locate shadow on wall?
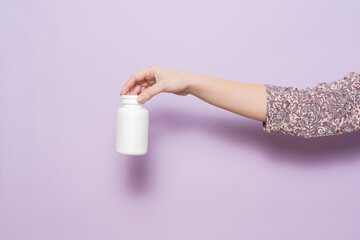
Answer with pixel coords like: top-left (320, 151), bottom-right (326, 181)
top-left (121, 107), bottom-right (360, 195)
top-left (149, 107), bottom-right (360, 164)
top-left (120, 132), bottom-right (158, 197)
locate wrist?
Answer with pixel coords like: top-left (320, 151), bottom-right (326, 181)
top-left (187, 73), bottom-right (204, 96)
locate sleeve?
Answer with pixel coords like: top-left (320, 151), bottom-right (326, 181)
top-left (262, 71), bottom-right (360, 138)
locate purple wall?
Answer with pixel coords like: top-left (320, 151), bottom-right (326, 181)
top-left (1, 0), bottom-right (360, 239)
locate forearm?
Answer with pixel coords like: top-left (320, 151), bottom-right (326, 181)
top-left (188, 73), bottom-right (267, 122)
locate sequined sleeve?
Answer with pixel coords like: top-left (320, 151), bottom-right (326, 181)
top-left (262, 72), bottom-right (360, 138)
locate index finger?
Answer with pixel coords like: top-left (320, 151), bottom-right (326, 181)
top-left (120, 67), bottom-right (155, 95)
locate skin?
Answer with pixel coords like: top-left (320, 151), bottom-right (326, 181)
top-left (120, 65), bottom-right (267, 122)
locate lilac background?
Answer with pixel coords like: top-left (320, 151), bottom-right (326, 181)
top-left (1, 0), bottom-right (360, 239)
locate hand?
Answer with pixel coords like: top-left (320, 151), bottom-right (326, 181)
top-left (120, 65), bottom-right (193, 104)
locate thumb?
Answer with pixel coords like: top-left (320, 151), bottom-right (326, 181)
top-left (137, 82), bottom-right (165, 103)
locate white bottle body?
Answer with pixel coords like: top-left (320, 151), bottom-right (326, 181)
top-left (116, 95), bottom-right (149, 155)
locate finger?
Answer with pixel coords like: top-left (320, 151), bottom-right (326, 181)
top-left (120, 68), bottom-right (155, 95)
top-left (129, 85), bottom-right (136, 95)
top-left (134, 82), bottom-right (150, 95)
top-left (133, 85), bottom-right (142, 95)
top-left (123, 81), bottom-right (146, 95)
top-left (124, 84), bottom-right (134, 95)
top-left (137, 82), bottom-right (165, 103)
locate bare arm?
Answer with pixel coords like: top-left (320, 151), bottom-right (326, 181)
top-left (120, 65), bottom-right (266, 122)
top-left (188, 73), bottom-right (266, 121)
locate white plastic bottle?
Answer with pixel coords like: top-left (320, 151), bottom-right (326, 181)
top-left (116, 95), bottom-right (149, 155)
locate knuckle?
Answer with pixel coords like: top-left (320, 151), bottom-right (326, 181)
top-left (134, 71), bottom-right (141, 78)
top-left (130, 73), bottom-right (137, 81)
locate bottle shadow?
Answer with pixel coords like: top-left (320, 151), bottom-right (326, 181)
top-left (123, 107), bottom-right (360, 195)
top-left (121, 125), bottom-right (158, 197)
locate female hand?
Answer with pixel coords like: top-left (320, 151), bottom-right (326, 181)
top-left (120, 65), bottom-right (194, 104)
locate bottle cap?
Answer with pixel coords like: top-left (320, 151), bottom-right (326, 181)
top-left (122, 95), bottom-right (143, 105)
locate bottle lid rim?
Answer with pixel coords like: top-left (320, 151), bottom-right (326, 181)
top-left (122, 95), bottom-right (139, 99)
top-left (121, 94), bottom-right (144, 105)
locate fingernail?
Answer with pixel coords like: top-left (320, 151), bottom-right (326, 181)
top-left (137, 96), bottom-right (144, 103)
